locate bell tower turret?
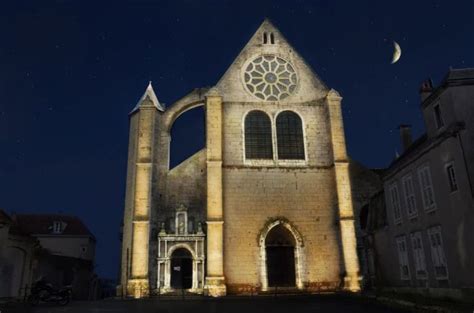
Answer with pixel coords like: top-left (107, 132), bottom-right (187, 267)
top-left (119, 82), bottom-right (163, 298)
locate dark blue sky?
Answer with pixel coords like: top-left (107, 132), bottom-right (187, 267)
top-left (1, 0), bottom-right (473, 279)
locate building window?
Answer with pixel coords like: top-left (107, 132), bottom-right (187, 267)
top-left (245, 110), bottom-right (273, 159)
top-left (402, 174), bottom-right (417, 218)
top-left (389, 183), bottom-right (402, 224)
top-left (427, 226), bottom-right (448, 279)
top-left (263, 32), bottom-right (268, 44)
top-left (446, 163), bottom-right (458, 192)
top-left (418, 165), bottom-right (436, 212)
top-left (410, 232), bottom-right (427, 279)
top-left (434, 103), bottom-right (444, 129)
top-left (270, 33), bottom-right (275, 44)
top-left (276, 111), bottom-right (305, 160)
top-left (396, 236), bottom-right (410, 280)
top-left (52, 221), bottom-right (65, 234)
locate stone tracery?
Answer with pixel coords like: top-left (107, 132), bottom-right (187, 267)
top-left (243, 55), bottom-right (298, 101)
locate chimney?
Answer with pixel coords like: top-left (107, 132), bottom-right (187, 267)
top-left (419, 79), bottom-right (433, 101)
top-left (399, 124), bottom-right (412, 152)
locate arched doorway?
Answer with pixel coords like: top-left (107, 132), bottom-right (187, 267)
top-left (265, 224), bottom-right (296, 287)
top-left (170, 248), bottom-right (193, 289)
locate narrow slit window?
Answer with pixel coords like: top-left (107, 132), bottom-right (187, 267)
top-left (263, 32), bottom-right (268, 44)
top-left (434, 104), bottom-right (444, 129)
top-left (245, 110), bottom-right (273, 159)
top-left (446, 164), bottom-right (458, 192)
top-left (270, 33), bottom-right (275, 44)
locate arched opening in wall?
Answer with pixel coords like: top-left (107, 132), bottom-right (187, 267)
top-left (170, 106), bottom-right (205, 169)
top-left (265, 225), bottom-right (296, 287)
top-left (170, 248), bottom-right (193, 289)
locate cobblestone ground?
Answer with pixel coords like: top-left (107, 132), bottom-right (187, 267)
top-left (1, 294), bottom-right (412, 313)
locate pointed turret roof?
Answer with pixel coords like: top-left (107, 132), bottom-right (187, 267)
top-left (130, 81), bottom-right (165, 114)
top-left (215, 19), bottom-right (328, 103)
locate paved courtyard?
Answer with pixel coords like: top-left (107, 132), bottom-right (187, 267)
top-left (1, 294), bottom-right (412, 313)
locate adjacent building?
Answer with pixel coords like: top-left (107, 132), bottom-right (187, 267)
top-left (0, 211), bottom-right (98, 300)
top-left (0, 210), bottom-right (37, 299)
top-left (362, 68), bottom-right (474, 301)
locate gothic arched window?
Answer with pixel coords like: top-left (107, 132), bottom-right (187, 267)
top-left (245, 110), bottom-right (273, 159)
top-left (276, 111), bottom-right (305, 160)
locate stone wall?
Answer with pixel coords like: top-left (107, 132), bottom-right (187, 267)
top-left (223, 166), bottom-right (343, 290)
top-left (163, 149), bottom-right (207, 231)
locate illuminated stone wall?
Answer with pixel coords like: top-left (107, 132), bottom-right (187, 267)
top-left (118, 20), bottom-right (377, 297)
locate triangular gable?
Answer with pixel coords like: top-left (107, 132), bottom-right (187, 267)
top-left (216, 19), bottom-right (328, 103)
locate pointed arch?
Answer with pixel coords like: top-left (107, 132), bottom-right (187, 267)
top-left (258, 219), bottom-right (303, 248)
top-left (258, 219), bottom-right (304, 291)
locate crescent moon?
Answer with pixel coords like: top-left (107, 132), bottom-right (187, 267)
top-left (391, 41), bottom-right (402, 64)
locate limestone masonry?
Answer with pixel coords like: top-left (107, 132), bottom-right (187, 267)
top-left (117, 19), bottom-right (380, 298)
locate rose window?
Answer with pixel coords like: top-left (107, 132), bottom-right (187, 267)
top-left (243, 55), bottom-right (298, 101)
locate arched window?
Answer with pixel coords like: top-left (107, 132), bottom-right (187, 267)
top-left (245, 110), bottom-right (273, 159)
top-left (270, 33), bottom-right (275, 44)
top-left (263, 32), bottom-right (268, 44)
top-left (276, 111), bottom-right (305, 160)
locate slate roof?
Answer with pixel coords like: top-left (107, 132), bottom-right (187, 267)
top-left (13, 214), bottom-right (95, 240)
top-left (421, 67), bottom-right (474, 108)
top-left (388, 133), bottom-right (428, 169)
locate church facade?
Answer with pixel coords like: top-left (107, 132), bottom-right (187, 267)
top-left (118, 20), bottom-right (376, 298)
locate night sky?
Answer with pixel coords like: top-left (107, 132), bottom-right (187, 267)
top-left (1, 0), bottom-right (473, 280)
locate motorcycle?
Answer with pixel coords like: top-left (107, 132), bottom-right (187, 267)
top-left (27, 278), bottom-right (71, 306)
